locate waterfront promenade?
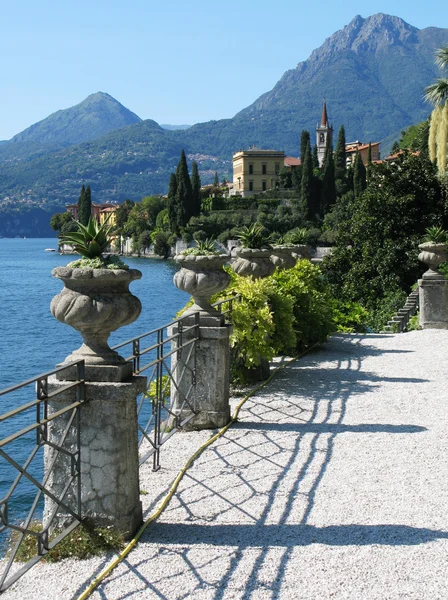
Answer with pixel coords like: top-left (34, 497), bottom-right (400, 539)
top-left (4, 330), bottom-right (448, 599)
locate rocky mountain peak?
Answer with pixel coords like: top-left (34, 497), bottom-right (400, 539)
top-left (302, 13), bottom-right (419, 69)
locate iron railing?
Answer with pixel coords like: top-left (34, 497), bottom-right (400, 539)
top-left (0, 361), bottom-right (85, 593)
top-left (112, 294), bottom-right (239, 471)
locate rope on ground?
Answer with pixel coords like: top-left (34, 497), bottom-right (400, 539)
top-left (76, 344), bottom-right (318, 600)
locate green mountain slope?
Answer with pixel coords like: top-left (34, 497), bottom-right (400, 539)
top-left (10, 92), bottom-right (142, 146)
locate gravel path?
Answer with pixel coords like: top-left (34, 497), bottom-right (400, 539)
top-left (3, 331), bottom-right (448, 599)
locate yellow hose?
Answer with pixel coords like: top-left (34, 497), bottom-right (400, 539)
top-left (76, 345), bottom-right (317, 600)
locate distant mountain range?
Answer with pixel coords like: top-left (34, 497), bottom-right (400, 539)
top-left (1, 13), bottom-right (447, 237)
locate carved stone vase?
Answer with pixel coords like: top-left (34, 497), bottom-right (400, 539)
top-left (231, 248), bottom-right (275, 279)
top-left (173, 254), bottom-right (230, 319)
top-left (51, 267), bottom-right (142, 376)
top-left (270, 245), bottom-right (297, 270)
top-left (418, 242), bottom-right (447, 279)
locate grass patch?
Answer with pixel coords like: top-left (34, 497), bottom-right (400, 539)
top-left (9, 520), bottom-right (125, 563)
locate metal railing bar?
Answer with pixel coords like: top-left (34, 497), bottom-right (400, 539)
top-left (0, 519), bottom-right (81, 593)
top-left (0, 401), bottom-right (82, 448)
top-left (0, 362), bottom-right (84, 398)
top-left (0, 450), bottom-right (81, 521)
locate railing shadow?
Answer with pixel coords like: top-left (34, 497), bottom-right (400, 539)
top-left (93, 333), bottom-right (431, 599)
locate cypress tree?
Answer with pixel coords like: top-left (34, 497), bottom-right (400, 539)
top-left (213, 171), bottom-right (219, 187)
top-left (353, 151), bottom-right (367, 198)
top-left (176, 150), bottom-right (193, 223)
top-left (334, 125), bottom-right (347, 180)
top-left (300, 142), bottom-right (312, 219)
top-left (77, 184), bottom-right (92, 225)
top-left (312, 145), bottom-right (319, 169)
top-left (191, 161), bottom-right (202, 217)
top-left (77, 184), bottom-right (85, 223)
top-left (321, 150), bottom-right (336, 214)
top-left (167, 173), bottom-right (178, 232)
top-left (300, 130), bottom-right (311, 164)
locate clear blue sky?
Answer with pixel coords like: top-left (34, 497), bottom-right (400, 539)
top-left (1, 0), bottom-right (447, 140)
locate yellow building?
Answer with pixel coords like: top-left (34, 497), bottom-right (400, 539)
top-left (232, 147), bottom-right (285, 196)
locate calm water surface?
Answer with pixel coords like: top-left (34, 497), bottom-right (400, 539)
top-left (0, 238), bottom-right (186, 531)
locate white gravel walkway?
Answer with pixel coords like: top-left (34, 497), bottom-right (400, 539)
top-left (3, 331), bottom-right (448, 599)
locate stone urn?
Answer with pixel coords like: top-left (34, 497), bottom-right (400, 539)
top-left (270, 245), bottom-right (297, 270)
top-left (173, 254), bottom-right (230, 318)
top-left (51, 267), bottom-right (142, 376)
top-left (418, 242), bottom-right (447, 279)
top-left (231, 248), bottom-right (275, 279)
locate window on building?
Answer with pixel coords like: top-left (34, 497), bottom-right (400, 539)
top-left (249, 164), bottom-right (253, 175)
top-left (275, 163), bottom-right (280, 175)
top-left (262, 163), bottom-right (267, 175)
top-left (262, 181), bottom-right (267, 192)
top-left (249, 181), bottom-right (253, 191)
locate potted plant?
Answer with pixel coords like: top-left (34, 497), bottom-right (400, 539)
top-left (281, 227), bottom-right (312, 261)
top-left (418, 226), bottom-right (447, 278)
top-left (51, 217), bottom-right (142, 375)
top-left (173, 238), bottom-right (230, 319)
top-left (231, 224), bottom-right (275, 278)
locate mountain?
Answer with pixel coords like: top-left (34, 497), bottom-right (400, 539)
top-left (175, 14), bottom-right (448, 157)
top-left (10, 92), bottom-right (142, 146)
top-left (1, 13), bottom-right (448, 228)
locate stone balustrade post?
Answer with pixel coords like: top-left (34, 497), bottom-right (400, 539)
top-left (419, 274), bottom-right (448, 329)
top-left (168, 315), bottom-right (232, 430)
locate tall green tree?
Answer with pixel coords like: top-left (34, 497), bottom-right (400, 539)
top-left (191, 161), bottom-right (202, 217)
top-left (77, 185), bottom-right (87, 225)
top-left (353, 151), bottom-right (367, 198)
top-left (213, 171), bottom-right (219, 187)
top-left (300, 130), bottom-right (311, 164)
top-left (176, 150), bottom-right (193, 225)
top-left (300, 142), bottom-right (312, 219)
top-left (167, 172), bottom-right (178, 233)
top-left (312, 145), bottom-right (319, 170)
top-left (321, 150), bottom-right (336, 214)
top-left (334, 125), bottom-right (347, 180)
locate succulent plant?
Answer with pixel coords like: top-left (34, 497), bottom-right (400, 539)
top-left (182, 237), bottom-right (221, 256)
top-left (235, 224), bottom-right (271, 249)
top-left (282, 227), bottom-right (309, 245)
top-left (423, 226), bottom-right (447, 244)
top-left (59, 216), bottom-right (113, 259)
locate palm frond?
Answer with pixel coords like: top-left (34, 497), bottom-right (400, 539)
top-left (424, 79), bottom-right (448, 106)
top-left (435, 46), bottom-right (448, 69)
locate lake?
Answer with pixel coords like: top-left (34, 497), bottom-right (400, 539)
top-left (0, 238), bottom-right (187, 535)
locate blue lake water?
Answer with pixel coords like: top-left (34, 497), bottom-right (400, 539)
top-left (0, 238), bottom-right (187, 536)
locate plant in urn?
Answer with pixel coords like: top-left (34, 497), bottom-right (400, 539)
top-left (418, 226), bottom-right (447, 279)
top-left (231, 224), bottom-right (275, 279)
top-left (173, 238), bottom-right (230, 324)
top-left (51, 217), bottom-right (142, 380)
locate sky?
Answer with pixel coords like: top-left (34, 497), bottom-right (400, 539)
top-left (1, 0), bottom-right (447, 140)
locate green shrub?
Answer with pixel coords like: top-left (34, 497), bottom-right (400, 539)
top-left (272, 260), bottom-right (335, 351)
top-left (330, 299), bottom-right (369, 333)
top-left (367, 288), bottom-right (407, 332)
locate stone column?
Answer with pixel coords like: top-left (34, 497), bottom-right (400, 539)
top-left (419, 274), bottom-right (448, 329)
top-left (44, 368), bottom-right (146, 538)
top-left (169, 316), bottom-right (232, 430)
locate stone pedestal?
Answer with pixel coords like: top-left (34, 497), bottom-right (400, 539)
top-left (419, 275), bottom-right (448, 329)
top-left (169, 319), bottom-right (232, 430)
top-left (44, 371), bottom-right (146, 538)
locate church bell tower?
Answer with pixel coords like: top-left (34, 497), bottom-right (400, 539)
top-left (316, 101), bottom-right (333, 167)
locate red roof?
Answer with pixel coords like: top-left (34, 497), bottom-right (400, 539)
top-left (284, 156), bottom-right (301, 167)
